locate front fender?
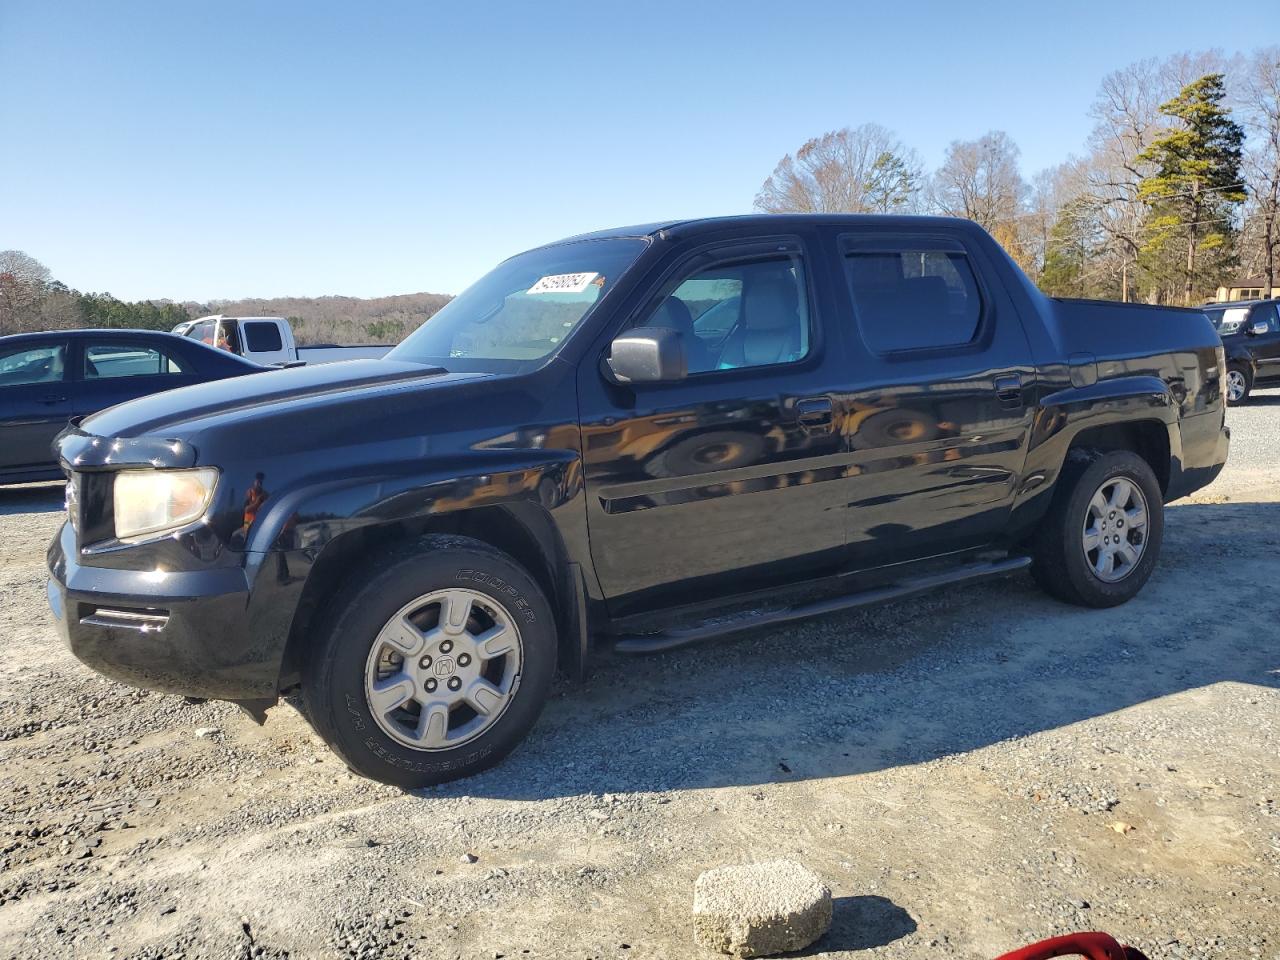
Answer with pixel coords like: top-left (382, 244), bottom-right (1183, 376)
top-left (1223, 341), bottom-right (1256, 371)
top-left (239, 449), bottom-right (585, 691)
top-left (244, 448), bottom-right (580, 557)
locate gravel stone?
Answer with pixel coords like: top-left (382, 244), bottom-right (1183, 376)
top-left (693, 860), bottom-right (832, 957)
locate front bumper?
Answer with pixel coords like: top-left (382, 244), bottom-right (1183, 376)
top-left (47, 521), bottom-right (280, 700)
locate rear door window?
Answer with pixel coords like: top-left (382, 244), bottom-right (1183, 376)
top-left (83, 343), bottom-right (186, 378)
top-left (843, 248), bottom-right (983, 353)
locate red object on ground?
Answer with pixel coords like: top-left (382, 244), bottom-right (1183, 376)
top-left (994, 932), bottom-right (1151, 960)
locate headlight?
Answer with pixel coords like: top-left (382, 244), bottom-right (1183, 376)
top-left (113, 468), bottom-right (219, 541)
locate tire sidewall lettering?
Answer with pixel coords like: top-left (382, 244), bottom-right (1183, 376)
top-left (455, 568), bottom-right (536, 623)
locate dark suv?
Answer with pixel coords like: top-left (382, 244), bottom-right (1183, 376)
top-left (48, 215), bottom-right (1229, 787)
top-left (1203, 298), bottom-right (1280, 404)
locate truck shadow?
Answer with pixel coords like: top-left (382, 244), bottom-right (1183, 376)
top-left (0, 483), bottom-right (64, 517)
top-left (446, 499), bottom-right (1280, 801)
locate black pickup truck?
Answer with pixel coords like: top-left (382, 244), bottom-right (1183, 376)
top-left (47, 215), bottom-right (1229, 787)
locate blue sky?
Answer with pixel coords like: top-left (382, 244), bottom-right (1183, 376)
top-left (0, 0), bottom-right (1272, 301)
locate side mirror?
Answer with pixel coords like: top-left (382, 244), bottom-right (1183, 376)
top-left (607, 327), bottom-right (688, 384)
top-left (1249, 319), bottom-right (1270, 336)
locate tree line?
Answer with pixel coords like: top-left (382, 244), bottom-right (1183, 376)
top-left (756, 47), bottom-right (1279, 306)
top-left (0, 249), bottom-right (451, 344)
top-left (0, 250), bottom-right (195, 338)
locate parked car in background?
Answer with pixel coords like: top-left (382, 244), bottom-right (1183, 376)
top-left (49, 215), bottom-right (1228, 787)
top-left (1203, 298), bottom-right (1280, 404)
top-left (171, 315), bottom-right (392, 366)
top-left (0, 329), bottom-right (263, 485)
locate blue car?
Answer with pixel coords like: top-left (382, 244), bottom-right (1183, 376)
top-left (0, 328), bottom-right (263, 485)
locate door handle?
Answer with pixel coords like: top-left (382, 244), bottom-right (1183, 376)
top-left (994, 375), bottom-right (1023, 409)
top-left (39, 394), bottom-right (68, 405)
top-left (796, 396), bottom-right (834, 433)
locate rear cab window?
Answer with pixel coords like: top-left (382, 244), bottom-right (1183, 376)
top-left (244, 321), bottom-right (284, 353)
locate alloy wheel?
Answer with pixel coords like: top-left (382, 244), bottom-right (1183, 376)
top-left (1226, 369), bottom-right (1247, 403)
top-left (363, 589), bottom-right (523, 751)
top-left (1081, 477), bottom-right (1149, 583)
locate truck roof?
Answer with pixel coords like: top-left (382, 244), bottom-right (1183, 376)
top-left (0, 328), bottom-right (196, 344)
top-left (1204, 299), bottom-right (1274, 310)
top-left (193, 315), bottom-right (288, 322)
top-left (551, 213), bottom-right (977, 246)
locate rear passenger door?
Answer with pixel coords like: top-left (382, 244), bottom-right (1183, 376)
top-left (830, 229), bottom-right (1036, 569)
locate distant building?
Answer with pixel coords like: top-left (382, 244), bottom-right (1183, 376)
top-left (1214, 275), bottom-right (1280, 302)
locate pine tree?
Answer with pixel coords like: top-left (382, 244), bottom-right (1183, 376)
top-left (1137, 74), bottom-right (1245, 305)
top-left (864, 151), bottom-right (918, 212)
top-left (1041, 197), bottom-right (1097, 298)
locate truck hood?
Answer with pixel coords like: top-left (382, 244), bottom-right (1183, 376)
top-left (82, 359), bottom-right (484, 439)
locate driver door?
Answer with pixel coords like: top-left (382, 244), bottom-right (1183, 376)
top-left (576, 233), bottom-right (851, 617)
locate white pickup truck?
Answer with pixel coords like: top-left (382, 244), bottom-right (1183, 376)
top-left (171, 315), bottom-right (392, 366)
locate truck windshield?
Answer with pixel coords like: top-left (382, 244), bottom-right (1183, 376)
top-left (388, 238), bottom-right (647, 372)
top-left (1206, 306), bottom-right (1248, 334)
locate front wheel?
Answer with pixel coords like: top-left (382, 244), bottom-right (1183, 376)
top-left (1225, 364), bottom-right (1252, 405)
top-left (302, 535), bottom-right (557, 788)
top-left (1031, 450), bottom-right (1165, 608)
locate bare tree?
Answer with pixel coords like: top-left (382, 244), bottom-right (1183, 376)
top-left (755, 124), bottom-right (922, 214)
top-left (0, 250), bottom-right (53, 335)
top-left (1084, 59), bottom-right (1164, 301)
top-left (1236, 47), bottom-right (1280, 292)
top-left (1024, 160), bottom-right (1090, 283)
top-left (930, 131), bottom-right (1027, 230)
top-left (1082, 52), bottom-right (1227, 302)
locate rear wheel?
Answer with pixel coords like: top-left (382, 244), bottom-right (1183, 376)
top-left (1226, 364), bottom-right (1252, 405)
top-left (302, 535), bottom-right (557, 788)
top-left (1031, 450), bottom-right (1164, 608)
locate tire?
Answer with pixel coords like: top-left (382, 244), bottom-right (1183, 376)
top-left (1031, 450), bottom-right (1164, 608)
top-left (302, 534), bottom-right (557, 788)
top-left (1226, 363), bottom-right (1252, 405)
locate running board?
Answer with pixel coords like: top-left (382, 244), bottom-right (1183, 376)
top-left (612, 556), bottom-right (1032, 655)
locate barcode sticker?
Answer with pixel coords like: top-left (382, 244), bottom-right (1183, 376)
top-left (527, 272), bottom-right (598, 295)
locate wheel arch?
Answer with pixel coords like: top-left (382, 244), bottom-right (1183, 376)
top-left (1065, 420), bottom-right (1172, 495)
top-left (274, 504), bottom-right (578, 693)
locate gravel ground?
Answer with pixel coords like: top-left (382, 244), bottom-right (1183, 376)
top-left (1, 392), bottom-right (1277, 960)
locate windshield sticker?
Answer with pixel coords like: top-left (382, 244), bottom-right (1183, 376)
top-left (527, 272), bottom-right (599, 295)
